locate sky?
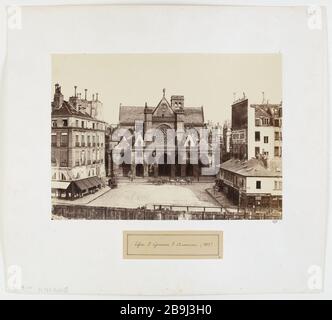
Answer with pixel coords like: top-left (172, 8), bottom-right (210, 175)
top-left (52, 54), bottom-right (282, 125)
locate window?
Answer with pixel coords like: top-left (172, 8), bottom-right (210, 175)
top-left (60, 150), bottom-right (67, 167)
top-left (92, 136), bottom-right (95, 146)
top-left (62, 119), bottom-right (68, 127)
top-left (87, 136), bottom-right (91, 146)
top-left (264, 136), bottom-right (268, 143)
top-left (263, 118), bottom-right (269, 125)
top-left (81, 121), bottom-right (84, 128)
top-left (81, 135), bottom-right (85, 147)
top-left (51, 150), bottom-right (56, 166)
top-left (255, 118), bottom-right (261, 126)
top-left (76, 120), bottom-right (79, 127)
top-left (274, 119), bottom-right (280, 127)
top-left (81, 150), bottom-right (85, 165)
top-left (75, 135), bottom-right (79, 147)
top-left (255, 131), bottom-right (260, 142)
top-left (61, 173), bottom-right (67, 181)
top-left (52, 120), bottom-right (57, 127)
top-left (60, 134), bottom-right (68, 147)
top-left (87, 150), bottom-right (91, 165)
top-left (274, 181), bottom-right (282, 190)
top-left (75, 150), bottom-right (80, 166)
top-left (51, 134), bottom-right (57, 147)
top-left (93, 123), bottom-right (95, 129)
top-left (275, 132), bottom-right (280, 141)
top-left (256, 181), bottom-right (261, 189)
top-left (255, 147), bottom-right (260, 156)
top-left (274, 146), bottom-right (280, 157)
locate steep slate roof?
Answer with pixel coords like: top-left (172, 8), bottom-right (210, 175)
top-left (184, 107), bottom-right (204, 124)
top-left (119, 106), bottom-right (146, 124)
top-left (119, 105), bottom-right (204, 125)
top-left (220, 158), bottom-right (282, 177)
top-left (52, 101), bottom-right (93, 119)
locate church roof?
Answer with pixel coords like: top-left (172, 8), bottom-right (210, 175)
top-left (119, 105), bottom-right (204, 125)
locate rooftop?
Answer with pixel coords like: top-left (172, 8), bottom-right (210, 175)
top-left (220, 158), bottom-right (282, 177)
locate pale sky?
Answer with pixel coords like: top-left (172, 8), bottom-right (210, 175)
top-left (52, 54), bottom-right (282, 125)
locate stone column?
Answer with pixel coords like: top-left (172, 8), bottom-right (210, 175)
top-left (144, 164), bottom-right (149, 177)
top-left (131, 163), bottom-right (136, 177)
top-left (181, 164), bottom-right (186, 177)
top-left (171, 164), bottom-right (176, 178)
top-left (154, 164), bottom-right (159, 178)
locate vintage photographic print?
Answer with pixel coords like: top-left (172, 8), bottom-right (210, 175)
top-left (51, 54), bottom-right (282, 220)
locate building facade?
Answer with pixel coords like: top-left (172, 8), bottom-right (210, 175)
top-left (217, 94), bottom-right (283, 210)
top-left (51, 84), bottom-right (106, 199)
top-left (109, 89), bottom-right (217, 179)
top-left (218, 158), bottom-right (282, 209)
top-left (231, 97), bottom-right (282, 160)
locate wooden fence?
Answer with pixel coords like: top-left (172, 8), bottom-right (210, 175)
top-left (52, 204), bottom-right (282, 220)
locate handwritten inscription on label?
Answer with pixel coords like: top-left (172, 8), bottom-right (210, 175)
top-left (123, 231), bottom-right (223, 259)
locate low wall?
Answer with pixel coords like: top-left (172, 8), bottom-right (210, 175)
top-left (52, 204), bottom-right (282, 220)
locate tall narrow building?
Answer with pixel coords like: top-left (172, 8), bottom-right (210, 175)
top-left (51, 84), bottom-right (106, 199)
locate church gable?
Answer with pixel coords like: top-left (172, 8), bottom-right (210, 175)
top-left (152, 89), bottom-right (175, 119)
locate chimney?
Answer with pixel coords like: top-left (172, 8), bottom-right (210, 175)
top-left (52, 83), bottom-right (63, 110)
top-left (96, 93), bottom-right (99, 101)
top-left (92, 94), bottom-right (95, 101)
top-left (84, 89), bottom-right (87, 100)
top-left (74, 85), bottom-right (77, 97)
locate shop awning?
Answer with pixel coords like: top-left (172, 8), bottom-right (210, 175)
top-left (71, 177), bottom-right (103, 191)
top-left (51, 181), bottom-right (71, 190)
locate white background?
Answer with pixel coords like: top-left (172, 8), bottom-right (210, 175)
top-left (0, 0), bottom-right (331, 299)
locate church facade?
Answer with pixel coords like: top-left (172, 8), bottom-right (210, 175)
top-left (108, 89), bottom-right (218, 179)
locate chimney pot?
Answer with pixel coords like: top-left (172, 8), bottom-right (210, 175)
top-left (96, 93), bottom-right (99, 101)
top-left (74, 86), bottom-right (77, 97)
top-left (84, 89), bottom-right (87, 100)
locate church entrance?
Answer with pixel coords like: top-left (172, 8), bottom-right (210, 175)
top-left (186, 164), bottom-right (194, 176)
top-left (158, 164), bottom-right (171, 176)
top-left (136, 164), bottom-right (144, 177)
top-left (158, 153), bottom-right (171, 176)
top-left (122, 164), bottom-right (131, 177)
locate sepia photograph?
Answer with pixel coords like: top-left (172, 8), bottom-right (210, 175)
top-left (51, 54), bottom-right (282, 220)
